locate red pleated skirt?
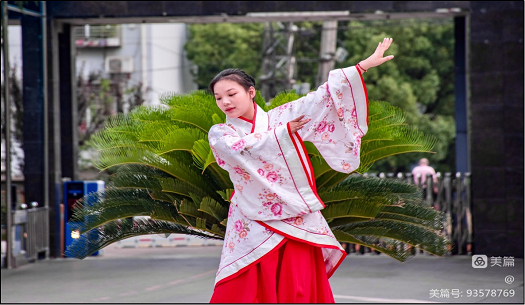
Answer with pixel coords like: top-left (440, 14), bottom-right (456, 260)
top-left (210, 238), bottom-right (335, 303)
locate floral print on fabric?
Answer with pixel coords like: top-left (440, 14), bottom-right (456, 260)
top-left (266, 68), bottom-right (367, 174)
top-left (209, 66), bottom-right (368, 286)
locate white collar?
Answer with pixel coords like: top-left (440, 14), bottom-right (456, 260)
top-left (225, 103), bottom-right (268, 136)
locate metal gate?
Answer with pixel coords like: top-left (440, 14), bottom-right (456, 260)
top-left (26, 207), bottom-right (50, 261)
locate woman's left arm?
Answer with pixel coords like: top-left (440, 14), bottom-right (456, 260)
top-left (356, 37), bottom-right (394, 72)
top-left (268, 38), bottom-right (395, 174)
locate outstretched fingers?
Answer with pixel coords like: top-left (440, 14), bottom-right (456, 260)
top-left (289, 115), bottom-right (311, 133)
top-left (376, 38), bottom-right (394, 63)
top-left (376, 38), bottom-right (393, 53)
top-left (361, 38), bottom-right (394, 70)
top-left (290, 115), bottom-right (306, 122)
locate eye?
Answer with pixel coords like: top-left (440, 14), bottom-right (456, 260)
top-left (229, 93), bottom-right (236, 97)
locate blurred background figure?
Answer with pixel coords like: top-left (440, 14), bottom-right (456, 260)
top-left (412, 158), bottom-right (438, 195)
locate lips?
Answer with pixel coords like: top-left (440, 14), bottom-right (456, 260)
top-left (225, 107), bottom-right (235, 112)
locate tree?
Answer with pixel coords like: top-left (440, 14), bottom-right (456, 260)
top-left (336, 18), bottom-right (456, 172)
top-left (76, 65), bottom-right (148, 147)
top-left (66, 90), bottom-right (450, 262)
top-left (1, 64), bottom-right (24, 175)
top-left (184, 23), bottom-right (264, 90)
top-left (184, 21), bottom-right (323, 93)
top-left (76, 65), bottom-right (148, 172)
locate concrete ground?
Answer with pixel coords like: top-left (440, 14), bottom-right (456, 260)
top-left (1, 242), bottom-right (523, 303)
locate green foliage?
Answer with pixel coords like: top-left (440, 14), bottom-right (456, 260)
top-left (184, 19), bottom-right (456, 172)
top-left (358, 101), bottom-right (438, 173)
top-left (66, 217), bottom-right (220, 259)
top-left (337, 18), bottom-right (456, 172)
top-left (1, 65), bottom-right (24, 174)
top-left (76, 64), bottom-right (149, 174)
top-left (66, 90), bottom-right (450, 262)
top-left (184, 23), bottom-right (264, 90)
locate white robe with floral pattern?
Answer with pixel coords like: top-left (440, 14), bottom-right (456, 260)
top-left (208, 66), bottom-right (369, 286)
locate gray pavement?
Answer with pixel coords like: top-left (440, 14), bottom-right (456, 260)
top-left (1, 243), bottom-right (524, 303)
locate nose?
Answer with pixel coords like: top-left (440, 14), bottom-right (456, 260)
top-left (221, 98), bottom-right (231, 106)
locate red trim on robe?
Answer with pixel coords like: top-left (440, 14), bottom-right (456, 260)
top-left (287, 124), bottom-right (313, 188)
top-left (210, 238), bottom-right (335, 303)
top-left (256, 220), bottom-right (347, 279)
top-left (297, 135), bottom-right (318, 190)
top-left (238, 116), bottom-right (252, 123)
top-left (275, 125), bottom-right (313, 213)
top-left (214, 237), bottom-right (288, 288)
top-left (238, 102), bottom-right (258, 133)
top-left (294, 132), bottom-right (325, 208)
top-left (352, 66), bottom-right (369, 126)
top-left (340, 68), bottom-right (365, 136)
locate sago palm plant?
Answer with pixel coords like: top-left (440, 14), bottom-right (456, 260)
top-left (66, 90), bottom-right (450, 262)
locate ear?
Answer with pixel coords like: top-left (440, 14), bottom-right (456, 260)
top-left (249, 86), bottom-right (256, 99)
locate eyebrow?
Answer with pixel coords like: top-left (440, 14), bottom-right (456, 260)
top-left (215, 88), bottom-right (237, 95)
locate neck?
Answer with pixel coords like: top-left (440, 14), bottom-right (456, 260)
top-left (241, 102), bottom-right (255, 121)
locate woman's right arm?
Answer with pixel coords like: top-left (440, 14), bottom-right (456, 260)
top-left (209, 123), bottom-right (326, 221)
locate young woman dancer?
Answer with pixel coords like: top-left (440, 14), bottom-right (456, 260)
top-left (208, 38), bottom-right (394, 303)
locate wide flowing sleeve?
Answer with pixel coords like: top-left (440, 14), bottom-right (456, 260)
top-left (209, 123), bottom-right (326, 221)
top-left (268, 66), bottom-right (368, 173)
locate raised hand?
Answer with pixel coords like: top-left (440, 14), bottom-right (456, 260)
top-left (359, 38), bottom-right (394, 71)
top-left (288, 115), bottom-right (311, 133)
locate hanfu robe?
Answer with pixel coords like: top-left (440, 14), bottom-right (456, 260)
top-left (208, 66), bottom-right (368, 302)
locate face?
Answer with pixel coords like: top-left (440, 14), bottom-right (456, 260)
top-left (213, 79), bottom-right (255, 120)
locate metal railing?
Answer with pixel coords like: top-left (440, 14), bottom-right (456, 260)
top-left (73, 25), bottom-right (121, 47)
top-left (346, 172), bottom-right (472, 256)
top-left (4, 205), bottom-right (49, 268)
top-left (403, 172), bottom-right (472, 255)
top-left (26, 207), bottom-right (49, 261)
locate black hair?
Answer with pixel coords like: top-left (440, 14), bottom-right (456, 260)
top-left (208, 68), bottom-right (256, 96)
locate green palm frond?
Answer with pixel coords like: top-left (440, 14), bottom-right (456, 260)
top-left (254, 91), bottom-right (269, 111)
top-left (320, 175), bottom-right (421, 222)
top-left (140, 125), bottom-right (208, 155)
top-left (198, 197), bottom-right (229, 223)
top-left (160, 91), bottom-right (225, 132)
top-left (192, 139), bottom-right (216, 171)
top-left (179, 198), bottom-right (218, 225)
top-left (357, 128), bottom-right (438, 173)
top-left (267, 91), bottom-right (303, 110)
top-left (88, 115), bottom-right (143, 150)
top-left (88, 129), bottom-right (150, 152)
top-left (334, 219), bottom-right (449, 260)
top-left (107, 164), bottom-right (210, 202)
top-left (65, 217), bottom-right (221, 259)
top-left (315, 171), bottom-right (351, 190)
top-left (95, 148), bottom-right (214, 192)
top-left (333, 231), bottom-right (414, 261)
top-left (69, 188), bottom-right (183, 233)
top-left (356, 101), bottom-right (438, 173)
top-left (335, 174), bottom-right (422, 204)
top-left (69, 89), bottom-right (447, 261)
top-left (366, 101), bottom-right (407, 130)
top-left (109, 164), bottom-right (173, 184)
top-left (217, 189), bottom-right (235, 202)
top-left (157, 177), bottom-right (209, 201)
top-left (328, 175), bottom-right (450, 261)
top-left (128, 104), bottom-right (173, 123)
